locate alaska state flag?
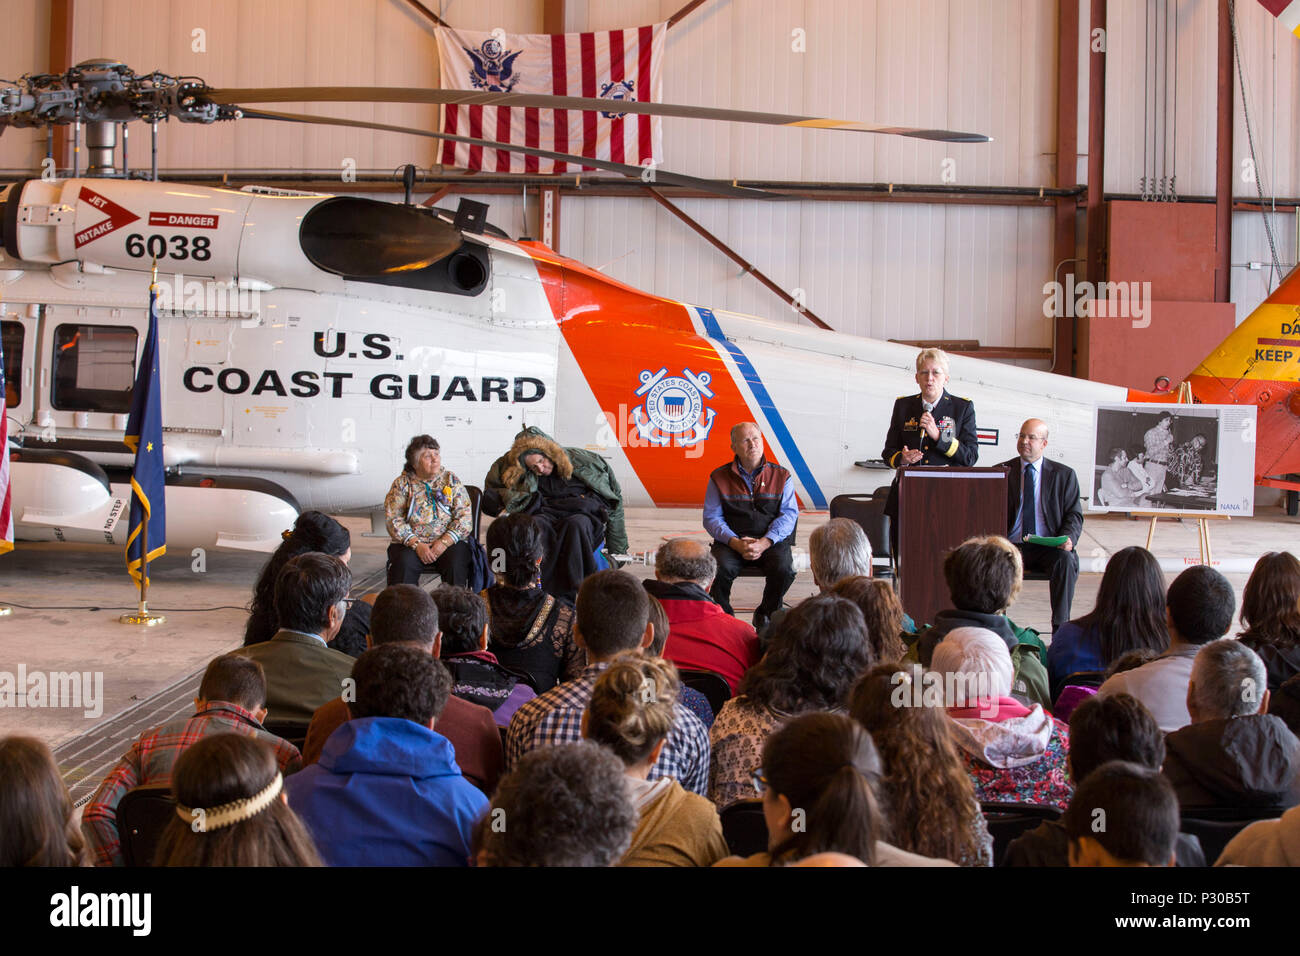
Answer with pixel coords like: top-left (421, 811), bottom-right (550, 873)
top-left (124, 283), bottom-right (166, 585)
top-left (0, 332), bottom-right (12, 556)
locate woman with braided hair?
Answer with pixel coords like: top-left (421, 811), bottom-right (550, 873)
top-left (583, 653), bottom-right (728, 867)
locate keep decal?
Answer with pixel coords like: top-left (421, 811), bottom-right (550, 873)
top-left (181, 330), bottom-right (545, 402)
top-left (632, 367), bottom-right (716, 447)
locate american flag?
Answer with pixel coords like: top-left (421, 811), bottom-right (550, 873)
top-left (0, 331), bottom-right (11, 555)
top-left (435, 24), bottom-right (665, 174)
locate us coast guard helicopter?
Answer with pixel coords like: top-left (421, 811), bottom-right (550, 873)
top-left (0, 62), bottom-right (1290, 554)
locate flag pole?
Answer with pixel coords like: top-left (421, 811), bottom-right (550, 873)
top-left (121, 259), bottom-right (165, 626)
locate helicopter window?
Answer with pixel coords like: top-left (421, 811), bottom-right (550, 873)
top-left (2, 321), bottom-right (21, 408)
top-left (51, 324), bottom-right (138, 414)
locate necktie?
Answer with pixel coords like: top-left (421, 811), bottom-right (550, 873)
top-left (1022, 463), bottom-right (1037, 537)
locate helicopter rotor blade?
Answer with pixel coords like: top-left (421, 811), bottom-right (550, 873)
top-left (239, 108), bottom-right (789, 201)
top-left (211, 86), bottom-right (992, 144)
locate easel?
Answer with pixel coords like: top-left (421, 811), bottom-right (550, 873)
top-left (1133, 512), bottom-right (1229, 565)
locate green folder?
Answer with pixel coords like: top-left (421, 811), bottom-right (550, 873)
top-left (1024, 534), bottom-right (1069, 547)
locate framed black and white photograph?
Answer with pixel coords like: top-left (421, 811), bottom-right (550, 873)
top-left (1090, 404), bottom-right (1256, 516)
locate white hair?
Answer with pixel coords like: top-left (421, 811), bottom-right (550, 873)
top-left (809, 518), bottom-right (873, 587)
top-left (930, 627), bottom-right (1014, 705)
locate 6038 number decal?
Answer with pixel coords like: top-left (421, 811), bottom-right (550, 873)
top-left (125, 233), bottom-right (212, 261)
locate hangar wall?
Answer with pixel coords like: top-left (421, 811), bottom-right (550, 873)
top-left (1, 0), bottom-right (1298, 355)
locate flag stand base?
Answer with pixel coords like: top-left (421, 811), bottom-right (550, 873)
top-left (0, 606), bottom-right (11, 617)
top-left (120, 608), bottom-right (165, 626)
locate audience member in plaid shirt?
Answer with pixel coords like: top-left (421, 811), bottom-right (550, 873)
top-left (82, 655), bottom-right (301, 867)
top-left (506, 571), bottom-right (710, 795)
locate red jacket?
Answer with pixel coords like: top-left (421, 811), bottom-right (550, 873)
top-left (645, 580), bottom-right (760, 693)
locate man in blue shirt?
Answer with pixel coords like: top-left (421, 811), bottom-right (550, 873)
top-left (703, 422), bottom-right (799, 631)
top-left (1002, 418), bottom-right (1083, 633)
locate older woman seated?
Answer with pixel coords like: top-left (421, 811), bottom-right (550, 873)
top-left (929, 626), bottom-right (1073, 811)
top-left (385, 434), bottom-right (477, 588)
top-left (484, 426), bottom-right (627, 600)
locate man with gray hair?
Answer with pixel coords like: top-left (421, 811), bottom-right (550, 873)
top-left (809, 517), bottom-right (873, 589)
top-left (643, 537), bottom-right (760, 693)
top-left (1162, 639), bottom-right (1300, 810)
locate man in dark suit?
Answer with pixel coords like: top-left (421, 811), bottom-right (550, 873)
top-left (881, 348), bottom-right (980, 550)
top-left (238, 551), bottom-right (357, 724)
top-left (1003, 418), bottom-right (1083, 633)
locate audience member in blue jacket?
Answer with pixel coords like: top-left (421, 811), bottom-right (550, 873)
top-left (1047, 546), bottom-right (1169, 700)
top-left (286, 644), bottom-right (488, 866)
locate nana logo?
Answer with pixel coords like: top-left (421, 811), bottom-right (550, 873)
top-left (599, 79), bottom-right (636, 118)
top-left (631, 367), bottom-right (717, 448)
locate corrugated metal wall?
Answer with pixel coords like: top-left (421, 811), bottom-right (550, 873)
top-left (4, 0), bottom-right (1298, 348)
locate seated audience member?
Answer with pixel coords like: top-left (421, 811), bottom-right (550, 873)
top-left (710, 594), bottom-right (872, 809)
top-left (1216, 804), bottom-right (1300, 866)
top-left (829, 575), bottom-right (908, 664)
top-left (1163, 640), bottom-right (1300, 810)
top-left (1004, 694), bottom-right (1205, 867)
top-left (1272, 673), bottom-right (1300, 738)
top-left (850, 664), bottom-right (993, 866)
top-left (236, 552), bottom-right (357, 724)
top-left (759, 518), bottom-right (875, 644)
top-left (907, 536), bottom-right (1050, 710)
top-left (1237, 551), bottom-right (1300, 692)
top-left (155, 734), bottom-right (322, 867)
top-left (506, 570), bottom-right (710, 794)
top-left (431, 586), bottom-right (535, 726)
top-left (482, 512), bottom-right (583, 692)
top-left (477, 741), bottom-right (639, 867)
top-left (1062, 762), bottom-right (1179, 867)
top-left (583, 653), bottom-right (729, 867)
top-left (287, 644), bottom-right (488, 866)
top-left (1047, 546), bottom-right (1168, 699)
top-left (646, 595), bottom-right (715, 727)
top-left (1098, 564), bottom-right (1237, 733)
top-left (642, 537), bottom-right (759, 693)
top-left (83, 654), bottom-right (301, 867)
top-left (714, 713), bottom-right (955, 867)
top-left (243, 511), bottom-right (371, 658)
top-left (0, 736), bottom-right (87, 867)
top-left (302, 584), bottom-right (502, 794)
top-left (930, 627), bottom-right (1072, 811)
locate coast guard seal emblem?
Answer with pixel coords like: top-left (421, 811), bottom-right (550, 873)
top-left (632, 367), bottom-right (717, 447)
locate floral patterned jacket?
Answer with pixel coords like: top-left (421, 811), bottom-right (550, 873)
top-left (385, 468), bottom-right (473, 547)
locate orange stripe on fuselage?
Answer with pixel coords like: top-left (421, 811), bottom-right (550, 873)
top-left (520, 242), bottom-right (777, 507)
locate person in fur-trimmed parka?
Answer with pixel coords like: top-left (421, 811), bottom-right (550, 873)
top-left (484, 426), bottom-right (627, 599)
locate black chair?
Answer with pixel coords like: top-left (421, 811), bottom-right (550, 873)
top-left (719, 800), bottom-right (769, 858)
top-left (980, 801), bottom-right (1062, 867)
top-left (677, 669), bottom-right (732, 717)
top-left (262, 719), bottom-right (310, 752)
top-left (828, 493), bottom-right (894, 579)
top-left (1179, 806), bottom-right (1287, 864)
top-left (872, 485), bottom-right (891, 500)
top-left (118, 783), bottom-right (176, 867)
top-left (465, 483), bottom-right (484, 542)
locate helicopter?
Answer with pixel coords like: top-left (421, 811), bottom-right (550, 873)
top-left (0, 61), bottom-right (1289, 555)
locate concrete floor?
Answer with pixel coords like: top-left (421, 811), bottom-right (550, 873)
top-left (1, 503), bottom-right (1295, 753)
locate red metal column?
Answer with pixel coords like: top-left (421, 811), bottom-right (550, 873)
top-left (1053, 0), bottom-right (1081, 375)
top-left (1214, 0), bottom-right (1234, 302)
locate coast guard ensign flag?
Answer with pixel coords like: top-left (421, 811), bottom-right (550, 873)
top-left (435, 24), bottom-right (665, 173)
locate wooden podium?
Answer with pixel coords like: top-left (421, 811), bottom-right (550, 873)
top-left (898, 466), bottom-right (1009, 626)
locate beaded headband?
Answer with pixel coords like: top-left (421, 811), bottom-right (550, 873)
top-left (175, 772), bottom-right (283, 832)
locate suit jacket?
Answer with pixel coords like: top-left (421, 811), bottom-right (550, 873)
top-left (237, 629), bottom-right (356, 725)
top-left (1001, 456), bottom-right (1083, 547)
top-left (881, 391), bottom-right (979, 518)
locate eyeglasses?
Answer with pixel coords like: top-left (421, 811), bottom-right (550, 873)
top-left (750, 768), bottom-right (769, 795)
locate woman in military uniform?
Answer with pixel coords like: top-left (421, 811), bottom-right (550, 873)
top-left (880, 348), bottom-right (980, 545)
